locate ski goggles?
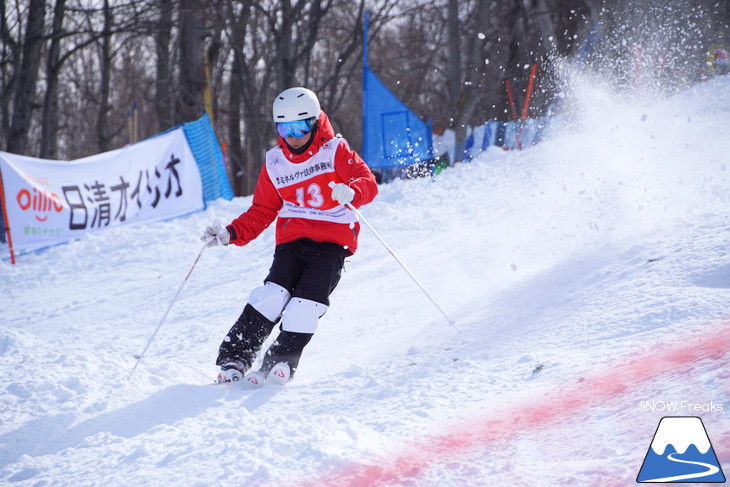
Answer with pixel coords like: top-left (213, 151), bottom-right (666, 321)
top-left (276, 118), bottom-right (315, 139)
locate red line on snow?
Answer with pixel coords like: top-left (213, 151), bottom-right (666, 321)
top-left (300, 319), bottom-right (730, 487)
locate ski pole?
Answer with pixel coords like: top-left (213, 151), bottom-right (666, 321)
top-left (330, 183), bottom-right (455, 327)
top-left (127, 241), bottom-right (208, 380)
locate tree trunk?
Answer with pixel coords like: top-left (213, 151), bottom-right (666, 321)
top-left (177, 0), bottom-right (207, 123)
top-left (273, 1), bottom-right (291, 91)
top-left (7, 0), bottom-right (46, 155)
top-left (96, 0), bottom-right (113, 152)
top-left (506, 0), bottom-right (526, 88)
top-left (241, 96), bottom-right (268, 195)
top-left (40, 0), bottom-right (67, 159)
top-left (446, 0), bottom-right (461, 115)
top-left (228, 48), bottom-right (243, 195)
top-left (453, 0), bottom-right (490, 138)
top-left (227, 1), bottom-right (246, 196)
top-left (155, 0), bottom-right (173, 132)
top-left (531, 0), bottom-right (558, 54)
top-left (318, 1), bottom-right (365, 113)
top-left (0, 0), bottom-right (20, 151)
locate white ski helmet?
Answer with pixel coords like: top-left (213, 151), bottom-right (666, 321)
top-left (272, 87), bottom-right (321, 123)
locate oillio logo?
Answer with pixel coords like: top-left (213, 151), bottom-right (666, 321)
top-left (16, 187), bottom-right (64, 222)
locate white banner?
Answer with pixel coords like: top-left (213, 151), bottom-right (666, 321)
top-left (0, 127), bottom-right (203, 251)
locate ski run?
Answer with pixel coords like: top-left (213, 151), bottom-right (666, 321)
top-left (2, 74), bottom-right (730, 486)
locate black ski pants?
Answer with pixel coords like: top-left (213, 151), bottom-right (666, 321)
top-left (217, 239), bottom-right (346, 375)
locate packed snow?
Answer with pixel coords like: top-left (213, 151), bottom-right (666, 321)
top-left (2, 73), bottom-right (730, 486)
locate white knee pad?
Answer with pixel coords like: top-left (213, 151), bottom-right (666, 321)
top-left (248, 282), bottom-right (291, 322)
top-left (281, 298), bottom-right (328, 334)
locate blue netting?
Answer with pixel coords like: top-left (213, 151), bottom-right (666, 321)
top-left (363, 66), bottom-right (433, 170)
top-left (183, 113), bottom-right (233, 206)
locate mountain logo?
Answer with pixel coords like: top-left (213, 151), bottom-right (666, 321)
top-left (637, 416), bottom-right (725, 483)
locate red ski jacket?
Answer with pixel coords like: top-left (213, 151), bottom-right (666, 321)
top-left (226, 111), bottom-right (378, 255)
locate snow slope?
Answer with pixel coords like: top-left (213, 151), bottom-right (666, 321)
top-left (1, 75), bottom-right (730, 486)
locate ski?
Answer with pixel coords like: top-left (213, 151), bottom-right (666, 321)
top-left (210, 362), bottom-right (290, 388)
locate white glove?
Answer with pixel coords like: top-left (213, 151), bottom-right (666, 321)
top-left (330, 183), bottom-right (355, 205)
top-left (201, 220), bottom-right (230, 247)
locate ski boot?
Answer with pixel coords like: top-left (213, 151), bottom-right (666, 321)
top-left (216, 360), bottom-right (247, 383)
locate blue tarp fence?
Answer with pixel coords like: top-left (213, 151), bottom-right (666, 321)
top-left (360, 15), bottom-right (602, 180)
top-left (362, 13), bottom-right (434, 182)
top-left (183, 113), bottom-right (234, 206)
top-left (449, 118), bottom-right (545, 164)
top-left (362, 64), bottom-right (434, 182)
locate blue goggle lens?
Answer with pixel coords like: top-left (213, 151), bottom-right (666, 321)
top-left (277, 119), bottom-right (314, 139)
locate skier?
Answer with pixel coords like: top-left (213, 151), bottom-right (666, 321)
top-left (202, 87), bottom-right (378, 386)
top-left (706, 32), bottom-right (729, 76)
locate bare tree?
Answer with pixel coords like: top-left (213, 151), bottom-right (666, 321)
top-left (40, 0), bottom-right (67, 159)
top-left (155, 0), bottom-right (174, 132)
top-left (96, 0), bottom-right (114, 152)
top-left (6, 0), bottom-right (717, 192)
top-left (446, 0), bottom-right (492, 144)
top-left (219, 0), bottom-right (369, 195)
top-left (6, 0), bottom-right (46, 155)
top-left (177, 0), bottom-right (207, 122)
top-left (223, 0), bottom-right (269, 195)
top-left (0, 0), bottom-right (23, 152)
